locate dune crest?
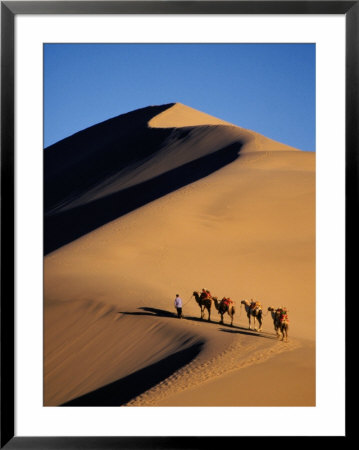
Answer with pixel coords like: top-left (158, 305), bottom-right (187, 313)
top-left (149, 102), bottom-right (301, 154)
top-left (148, 102), bottom-right (236, 128)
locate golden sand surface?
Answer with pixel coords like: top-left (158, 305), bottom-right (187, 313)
top-left (44, 103), bottom-right (315, 407)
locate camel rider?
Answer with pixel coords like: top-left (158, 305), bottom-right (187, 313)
top-left (278, 307), bottom-right (289, 323)
top-left (222, 297), bottom-right (233, 306)
top-left (202, 288), bottom-right (211, 299)
top-left (250, 299), bottom-right (261, 310)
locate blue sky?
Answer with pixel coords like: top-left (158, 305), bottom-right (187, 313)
top-left (44, 43), bottom-right (315, 151)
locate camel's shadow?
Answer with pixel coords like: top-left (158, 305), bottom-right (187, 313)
top-left (219, 327), bottom-right (277, 340)
top-left (119, 308), bottom-right (273, 335)
top-left (119, 307), bottom-right (176, 318)
top-left (120, 307), bottom-right (220, 324)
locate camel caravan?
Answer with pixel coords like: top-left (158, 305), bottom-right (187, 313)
top-left (191, 289), bottom-right (289, 341)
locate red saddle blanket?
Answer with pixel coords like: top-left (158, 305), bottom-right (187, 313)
top-left (222, 299), bottom-right (233, 307)
top-left (279, 314), bottom-right (289, 323)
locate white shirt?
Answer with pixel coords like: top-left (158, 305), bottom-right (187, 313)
top-left (174, 297), bottom-right (182, 308)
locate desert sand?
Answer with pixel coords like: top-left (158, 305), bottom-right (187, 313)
top-left (44, 103), bottom-right (315, 407)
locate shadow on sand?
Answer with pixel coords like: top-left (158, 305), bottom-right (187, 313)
top-left (120, 308), bottom-right (274, 340)
top-left (119, 307), bottom-right (176, 318)
top-left (45, 141), bottom-right (241, 254)
top-left (62, 341), bottom-right (203, 407)
top-left (120, 307), bottom-right (224, 325)
top-left (218, 327), bottom-right (277, 340)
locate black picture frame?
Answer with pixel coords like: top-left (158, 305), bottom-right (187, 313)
top-left (1, 1), bottom-right (353, 447)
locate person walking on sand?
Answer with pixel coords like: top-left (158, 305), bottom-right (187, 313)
top-left (174, 294), bottom-right (183, 318)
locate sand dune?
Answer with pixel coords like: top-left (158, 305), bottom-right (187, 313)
top-left (44, 103), bottom-right (315, 406)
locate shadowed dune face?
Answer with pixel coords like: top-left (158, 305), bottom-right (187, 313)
top-left (44, 140), bottom-right (242, 253)
top-left (44, 103), bottom-right (248, 254)
top-left (44, 103), bottom-right (175, 211)
top-left (43, 297), bottom-right (205, 406)
top-left (44, 103), bottom-right (300, 254)
top-left (62, 342), bottom-right (204, 407)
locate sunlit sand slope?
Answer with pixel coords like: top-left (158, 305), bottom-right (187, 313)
top-left (44, 103), bottom-right (315, 406)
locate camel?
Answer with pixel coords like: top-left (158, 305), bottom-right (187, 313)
top-left (268, 306), bottom-right (289, 342)
top-left (213, 297), bottom-right (235, 326)
top-left (279, 317), bottom-right (289, 342)
top-left (277, 308), bottom-right (289, 342)
top-left (193, 291), bottom-right (214, 322)
top-left (268, 306), bottom-right (281, 338)
top-left (241, 299), bottom-right (263, 331)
